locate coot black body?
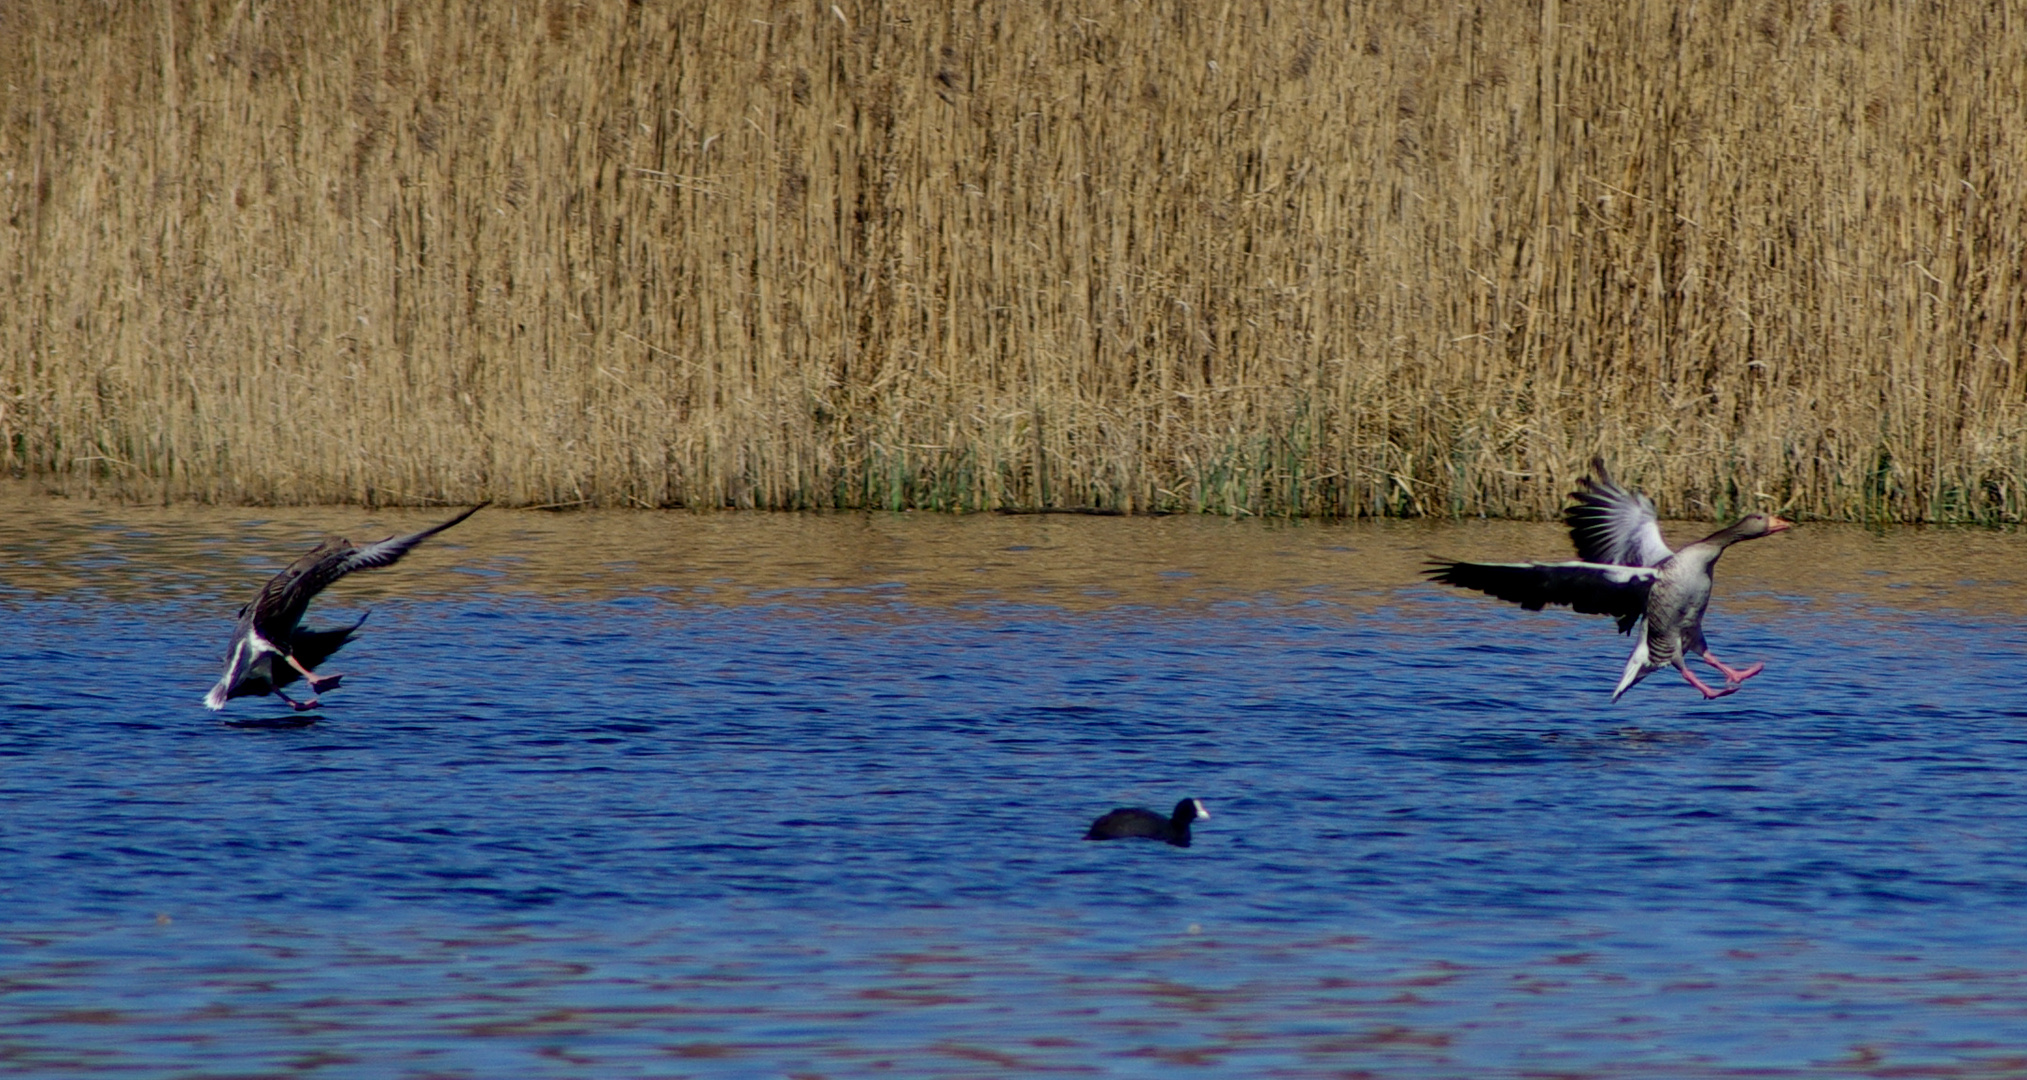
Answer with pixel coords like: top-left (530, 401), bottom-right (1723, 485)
top-left (1084, 798), bottom-right (1210, 847)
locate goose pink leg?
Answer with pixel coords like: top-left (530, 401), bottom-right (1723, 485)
top-left (1675, 660), bottom-right (1740, 699)
top-left (284, 653), bottom-right (345, 694)
top-left (1699, 650), bottom-right (1764, 686)
top-left (277, 653), bottom-right (343, 710)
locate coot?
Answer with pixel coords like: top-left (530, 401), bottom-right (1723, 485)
top-left (1085, 798), bottom-right (1210, 847)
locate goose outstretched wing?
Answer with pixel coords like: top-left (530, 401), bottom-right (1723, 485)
top-left (1425, 558), bottom-right (1656, 631)
top-left (334, 503), bottom-right (489, 576)
top-left (1565, 459), bottom-right (1673, 568)
top-left (245, 504), bottom-right (488, 639)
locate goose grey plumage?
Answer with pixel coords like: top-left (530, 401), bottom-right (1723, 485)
top-left (213, 613), bottom-right (368, 707)
top-left (203, 504), bottom-right (487, 711)
top-left (1425, 461), bottom-right (1789, 701)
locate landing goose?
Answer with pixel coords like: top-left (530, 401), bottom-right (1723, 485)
top-left (203, 504), bottom-right (487, 711)
top-left (1425, 462), bottom-right (1789, 701)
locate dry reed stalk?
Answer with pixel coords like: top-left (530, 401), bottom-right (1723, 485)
top-left (0, 0), bottom-right (2022, 519)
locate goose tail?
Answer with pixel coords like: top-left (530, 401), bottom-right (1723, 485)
top-left (1610, 637), bottom-right (1653, 702)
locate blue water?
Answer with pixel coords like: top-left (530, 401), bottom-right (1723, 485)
top-left (4, 503), bottom-right (2027, 1077)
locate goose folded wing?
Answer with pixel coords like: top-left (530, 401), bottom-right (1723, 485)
top-left (1424, 559), bottom-right (1655, 622)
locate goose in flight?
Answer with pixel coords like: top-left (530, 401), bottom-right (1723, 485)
top-left (1425, 462), bottom-right (1788, 701)
top-left (203, 504), bottom-right (487, 711)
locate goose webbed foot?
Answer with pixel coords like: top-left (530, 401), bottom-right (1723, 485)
top-left (273, 690), bottom-right (324, 712)
top-left (1677, 663), bottom-right (1740, 700)
top-left (1700, 651), bottom-right (1764, 687)
top-left (284, 653), bottom-right (343, 694)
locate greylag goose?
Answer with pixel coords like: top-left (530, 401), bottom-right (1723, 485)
top-left (212, 613), bottom-right (367, 707)
top-left (1085, 799), bottom-right (1210, 847)
top-left (1425, 461), bottom-right (1789, 701)
top-left (203, 504), bottom-right (487, 711)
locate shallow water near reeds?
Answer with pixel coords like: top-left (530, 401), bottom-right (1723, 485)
top-left (4, 488), bottom-right (2027, 1078)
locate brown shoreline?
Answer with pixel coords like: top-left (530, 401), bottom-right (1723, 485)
top-left (5, 482), bottom-right (2023, 619)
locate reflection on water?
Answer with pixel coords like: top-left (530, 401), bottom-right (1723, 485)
top-left (3, 482), bottom-right (2027, 1077)
top-left (7, 480), bottom-right (2027, 615)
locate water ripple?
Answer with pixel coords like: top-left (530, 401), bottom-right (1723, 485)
top-left (2, 501), bottom-right (2027, 1074)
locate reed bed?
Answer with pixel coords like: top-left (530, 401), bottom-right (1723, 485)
top-left (1, 0), bottom-right (2022, 519)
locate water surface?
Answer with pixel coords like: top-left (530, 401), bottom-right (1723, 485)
top-left (3, 486), bottom-right (2026, 1077)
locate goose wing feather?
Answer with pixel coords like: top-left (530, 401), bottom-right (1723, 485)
top-left (1566, 459), bottom-right (1673, 568)
top-left (335, 503), bottom-right (489, 576)
top-left (245, 504), bottom-right (487, 637)
top-left (1425, 558), bottom-right (1655, 626)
